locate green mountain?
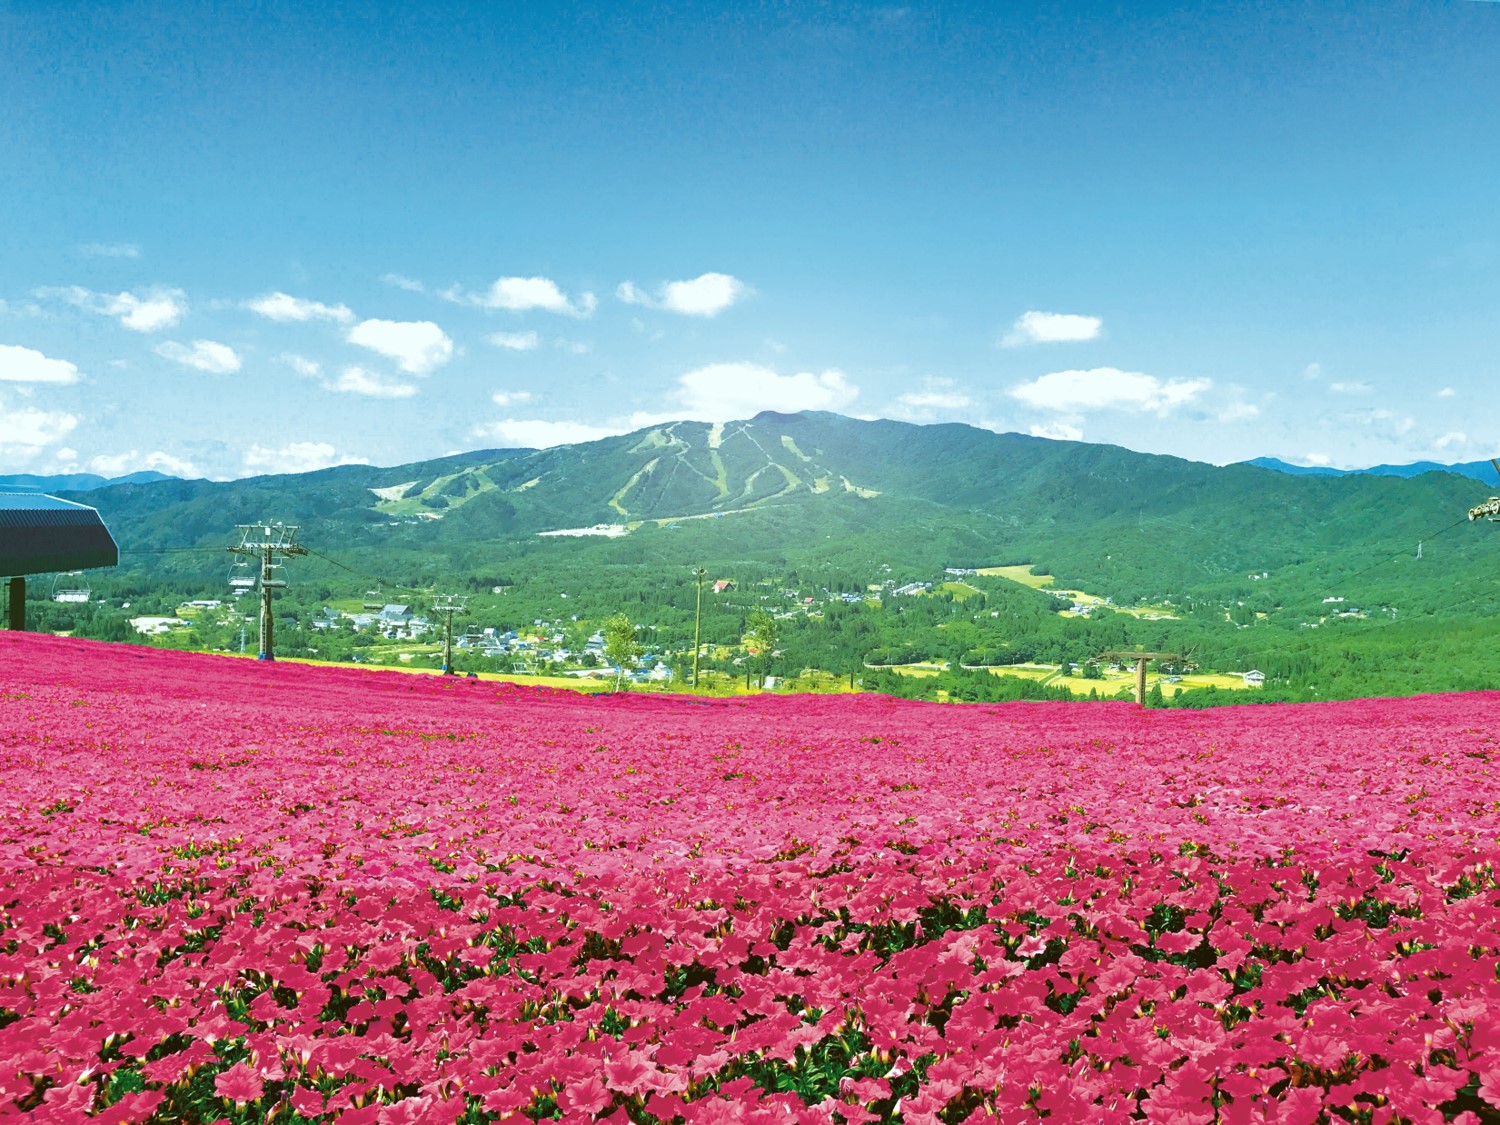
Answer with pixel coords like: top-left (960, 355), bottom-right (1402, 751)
top-left (77, 410), bottom-right (1497, 602)
top-left (44, 411), bottom-right (1500, 700)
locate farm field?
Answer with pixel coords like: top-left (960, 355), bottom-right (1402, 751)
top-left (977, 566), bottom-right (1178, 621)
top-left (2, 633), bottom-right (1499, 1123)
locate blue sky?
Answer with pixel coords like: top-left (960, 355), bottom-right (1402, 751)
top-left (2, 1), bottom-right (1497, 479)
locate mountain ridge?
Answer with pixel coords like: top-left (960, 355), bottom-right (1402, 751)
top-left (64, 411), bottom-right (1500, 615)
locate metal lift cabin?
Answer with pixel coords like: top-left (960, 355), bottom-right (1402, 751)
top-left (0, 493), bottom-right (119, 630)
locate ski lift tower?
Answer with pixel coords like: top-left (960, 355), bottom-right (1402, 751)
top-left (227, 523), bottom-right (307, 661)
top-left (431, 593), bottom-right (469, 675)
top-left (1100, 650), bottom-right (1183, 705)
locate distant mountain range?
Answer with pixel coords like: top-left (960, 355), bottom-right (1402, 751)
top-left (60, 412), bottom-right (1500, 609)
top-left (0, 470), bottom-right (175, 493)
top-left (1243, 456), bottom-right (1500, 486)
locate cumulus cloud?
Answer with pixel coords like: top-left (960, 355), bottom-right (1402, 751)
top-left (491, 390), bottom-right (534, 406)
top-left (39, 285), bottom-right (187, 331)
top-left (246, 292), bottom-right (354, 324)
top-left (1434, 431), bottom-right (1467, 450)
top-left (1001, 310), bottom-right (1102, 347)
top-left (278, 353), bottom-right (321, 377)
top-left (1344, 407), bottom-right (1414, 435)
top-left (154, 339), bottom-right (242, 374)
top-left (886, 377), bottom-right (973, 422)
top-left (0, 402), bottom-right (78, 454)
top-left (242, 442), bottom-right (367, 474)
top-left (382, 273), bottom-right (425, 292)
top-left (672, 362), bottom-right (859, 421)
top-left (1217, 400), bottom-right (1261, 422)
top-left (346, 319), bottom-right (453, 374)
top-left (77, 242), bottom-right (141, 259)
top-left (1029, 421), bottom-right (1085, 442)
top-left (617, 272), bottom-right (750, 317)
top-left (1438, 387), bottom-right (1456, 398)
top-left (446, 276), bottom-right (596, 317)
top-left (899, 391), bottom-right (971, 411)
top-left (487, 331), bottom-right (540, 351)
top-left (87, 450), bottom-right (198, 477)
top-left (1303, 362), bottom-right (1323, 381)
top-left (473, 419), bottom-right (626, 449)
top-left (0, 344), bottom-right (81, 384)
top-left (1010, 367), bottom-right (1210, 414)
top-left (327, 365), bottom-right (418, 399)
top-left (1329, 381), bottom-right (1373, 395)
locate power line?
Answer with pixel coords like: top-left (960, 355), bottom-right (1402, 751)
top-left (1335, 514), bottom-right (1472, 586)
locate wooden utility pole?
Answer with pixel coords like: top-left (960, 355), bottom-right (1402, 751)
top-left (1100, 650), bottom-right (1182, 705)
top-left (692, 567), bottom-right (707, 687)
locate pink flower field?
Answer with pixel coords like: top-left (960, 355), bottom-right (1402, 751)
top-left (1, 633), bottom-right (1498, 1124)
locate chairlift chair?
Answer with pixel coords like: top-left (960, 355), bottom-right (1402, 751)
top-left (228, 560), bottom-right (256, 595)
top-left (363, 589), bottom-right (385, 610)
top-left (51, 571), bottom-right (90, 604)
top-left (1468, 458), bottom-right (1500, 523)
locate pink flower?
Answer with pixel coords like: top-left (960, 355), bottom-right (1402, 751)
top-left (213, 1062), bottom-right (264, 1105)
top-left (1016, 933), bottom-right (1049, 958)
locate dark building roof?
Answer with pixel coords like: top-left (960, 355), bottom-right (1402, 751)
top-left (0, 493), bottom-right (120, 577)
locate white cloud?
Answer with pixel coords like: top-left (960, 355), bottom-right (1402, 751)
top-left (487, 330), bottom-right (540, 351)
top-left (87, 450), bottom-right (198, 477)
top-left (491, 390), bottom-right (534, 406)
top-left (1029, 421), bottom-right (1084, 442)
top-left (448, 276), bottom-right (597, 317)
top-left (1437, 387), bottom-right (1456, 398)
top-left (1217, 401), bottom-right (1261, 422)
top-left (556, 338), bottom-right (591, 355)
top-left (347, 319), bottom-right (453, 374)
top-left (327, 365), bottom-right (418, 398)
top-left (473, 419), bottom-right (627, 448)
top-left (899, 390), bottom-right (971, 411)
top-left (887, 377), bottom-right (973, 422)
top-left (278, 353), bottom-right (321, 377)
top-left (1010, 367), bottom-right (1210, 414)
top-left (1302, 453), bottom-right (1333, 467)
top-left (1343, 407), bottom-right (1415, 435)
top-left (39, 285), bottom-right (187, 331)
top-left (0, 401), bottom-right (78, 454)
top-left (617, 272), bottom-right (750, 317)
top-left (246, 291), bottom-right (354, 324)
top-left (110, 290), bottom-right (186, 331)
top-left (1303, 362), bottom-right (1323, 381)
top-left (382, 273), bottom-right (425, 292)
top-left (1434, 431), bottom-right (1468, 450)
top-left (242, 442), bottom-right (366, 474)
top-left (0, 344), bottom-right (81, 384)
top-left (672, 362), bottom-right (859, 421)
top-left (154, 339), bottom-right (242, 374)
top-left (77, 242), bottom-right (141, 259)
top-left (1001, 310), bottom-right (1102, 347)
top-left (1329, 381), bottom-right (1372, 395)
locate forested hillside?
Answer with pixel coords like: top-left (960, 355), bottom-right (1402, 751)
top-left (31, 411), bottom-right (1500, 702)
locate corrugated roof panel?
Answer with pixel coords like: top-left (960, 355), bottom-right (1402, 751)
top-left (0, 493), bottom-right (119, 576)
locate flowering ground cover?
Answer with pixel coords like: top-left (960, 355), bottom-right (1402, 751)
top-left (1, 633), bottom-right (1498, 1124)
